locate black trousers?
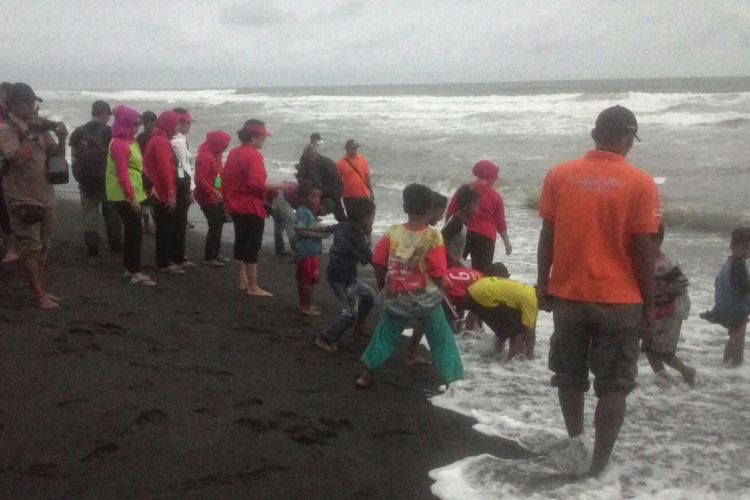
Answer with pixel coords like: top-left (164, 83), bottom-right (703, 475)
top-left (153, 195), bottom-right (189, 268)
top-left (201, 203), bottom-right (225, 261)
top-left (463, 231), bottom-right (495, 273)
top-left (114, 201), bottom-right (143, 274)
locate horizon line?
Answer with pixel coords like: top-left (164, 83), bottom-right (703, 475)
top-left (39, 74), bottom-right (750, 93)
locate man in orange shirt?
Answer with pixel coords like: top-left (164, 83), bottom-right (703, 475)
top-left (336, 139), bottom-right (373, 217)
top-left (536, 105), bottom-right (660, 477)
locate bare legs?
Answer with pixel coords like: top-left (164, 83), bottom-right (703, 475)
top-left (23, 257), bottom-right (59, 309)
top-left (298, 283), bottom-right (319, 315)
top-left (558, 387), bottom-right (626, 476)
top-left (238, 261), bottom-right (272, 296)
top-left (646, 352), bottom-right (696, 386)
top-left (724, 323), bottom-right (747, 367)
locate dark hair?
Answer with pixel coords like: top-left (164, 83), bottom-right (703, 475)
top-left (142, 111), bottom-right (157, 126)
top-left (91, 100), bottom-right (111, 117)
top-left (731, 227), bottom-right (750, 247)
top-left (455, 184), bottom-right (478, 210)
top-left (346, 197), bottom-right (376, 224)
top-left (653, 222), bottom-right (665, 244)
top-left (172, 107), bottom-right (188, 115)
top-left (402, 183), bottom-right (434, 216)
top-left (486, 262), bottom-right (510, 278)
top-left (432, 191), bottom-right (448, 210)
top-left (237, 119), bottom-right (266, 142)
top-left (298, 181), bottom-right (322, 200)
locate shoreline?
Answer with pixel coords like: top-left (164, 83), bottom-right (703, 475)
top-left (0, 197), bottom-right (528, 499)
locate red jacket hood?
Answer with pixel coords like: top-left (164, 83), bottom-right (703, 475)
top-left (155, 110), bottom-right (181, 138)
top-left (112, 105), bottom-right (141, 140)
top-left (199, 130), bottom-right (231, 155)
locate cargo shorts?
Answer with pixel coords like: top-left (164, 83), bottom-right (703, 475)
top-left (7, 203), bottom-right (56, 261)
top-left (548, 298), bottom-right (643, 397)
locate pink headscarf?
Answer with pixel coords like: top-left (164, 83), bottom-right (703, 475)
top-left (472, 160), bottom-right (500, 181)
top-left (111, 105), bottom-right (141, 139)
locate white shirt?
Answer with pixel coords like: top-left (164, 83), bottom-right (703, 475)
top-left (171, 132), bottom-right (194, 189)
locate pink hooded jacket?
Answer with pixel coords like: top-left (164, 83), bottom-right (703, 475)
top-left (109, 105), bottom-right (142, 200)
top-left (194, 131), bottom-right (231, 208)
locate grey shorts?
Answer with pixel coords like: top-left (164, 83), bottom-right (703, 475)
top-left (548, 298), bottom-right (643, 397)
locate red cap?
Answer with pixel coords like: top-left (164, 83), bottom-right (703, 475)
top-left (472, 160), bottom-right (499, 181)
top-left (178, 112), bottom-right (194, 123)
top-left (242, 122), bottom-right (272, 137)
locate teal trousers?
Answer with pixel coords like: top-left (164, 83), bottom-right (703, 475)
top-left (361, 306), bottom-right (464, 384)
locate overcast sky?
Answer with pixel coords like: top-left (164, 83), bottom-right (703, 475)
top-left (2, 0), bottom-right (748, 89)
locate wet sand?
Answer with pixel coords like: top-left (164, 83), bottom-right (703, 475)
top-left (0, 198), bottom-right (528, 499)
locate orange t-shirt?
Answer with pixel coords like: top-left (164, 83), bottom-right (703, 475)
top-left (336, 155), bottom-right (371, 198)
top-left (539, 150), bottom-right (660, 304)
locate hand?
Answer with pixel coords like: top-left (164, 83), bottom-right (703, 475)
top-left (536, 284), bottom-right (553, 312)
top-left (128, 198), bottom-right (142, 214)
top-left (505, 241), bottom-right (513, 255)
top-left (167, 197), bottom-right (177, 212)
top-left (54, 122), bottom-right (68, 139)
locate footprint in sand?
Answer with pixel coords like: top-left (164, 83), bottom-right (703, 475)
top-left (27, 462), bottom-right (58, 477)
top-left (133, 409), bottom-right (169, 425)
top-left (235, 418), bottom-right (279, 433)
top-left (81, 442), bottom-right (119, 463)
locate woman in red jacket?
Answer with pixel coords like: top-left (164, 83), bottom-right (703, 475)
top-left (446, 160), bottom-right (512, 273)
top-left (222, 119), bottom-right (278, 296)
top-left (143, 110), bottom-right (191, 274)
top-left (194, 130), bottom-right (231, 267)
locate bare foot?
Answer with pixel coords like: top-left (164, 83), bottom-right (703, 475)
top-left (355, 372), bottom-right (374, 389)
top-left (37, 295), bottom-right (60, 309)
top-left (2, 251), bottom-right (19, 263)
top-left (301, 306), bottom-right (321, 316)
top-left (355, 326), bottom-right (371, 338)
top-left (405, 355), bottom-right (432, 366)
top-left (247, 287), bottom-right (272, 297)
top-left (45, 293), bottom-right (61, 303)
top-left (314, 337), bottom-right (338, 352)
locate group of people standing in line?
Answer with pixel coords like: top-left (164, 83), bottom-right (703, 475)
top-left (1, 81), bottom-right (749, 478)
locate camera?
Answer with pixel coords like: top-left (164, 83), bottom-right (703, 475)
top-left (28, 118), bottom-right (61, 135)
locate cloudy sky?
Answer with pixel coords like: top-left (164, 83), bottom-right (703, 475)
top-left (2, 0), bottom-right (748, 89)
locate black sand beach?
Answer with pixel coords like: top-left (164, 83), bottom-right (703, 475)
top-left (0, 198), bottom-right (527, 499)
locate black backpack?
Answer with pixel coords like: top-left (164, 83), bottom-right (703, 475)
top-left (72, 123), bottom-right (109, 186)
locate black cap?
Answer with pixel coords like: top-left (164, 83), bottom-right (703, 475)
top-left (91, 100), bottom-right (112, 116)
top-left (595, 105), bottom-right (640, 142)
top-left (310, 132), bottom-right (323, 144)
top-left (345, 139), bottom-right (359, 149)
top-left (7, 82), bottom-right (42, 105)
top-left (0, 82), bottom-right (12, 92)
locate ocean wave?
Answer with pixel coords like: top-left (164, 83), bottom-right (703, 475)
top-left (640, 111), bottom-right (750, 127)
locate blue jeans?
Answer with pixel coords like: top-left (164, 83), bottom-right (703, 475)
top-left (361, 305), bottom-right (464, 385)
top-left (271, 192), bottom-right (297, 255)
top-left (322, 279), bottom-right (376, 343)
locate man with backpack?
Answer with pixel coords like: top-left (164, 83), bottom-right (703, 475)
top-left (69, 100), bottom-right (122, 256)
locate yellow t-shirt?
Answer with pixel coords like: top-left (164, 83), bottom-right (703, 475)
top-left (468, 277), bottom-right (538, 329)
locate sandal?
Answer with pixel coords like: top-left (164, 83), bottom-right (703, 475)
top-left (130, 273), bottom-right (157, 286)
